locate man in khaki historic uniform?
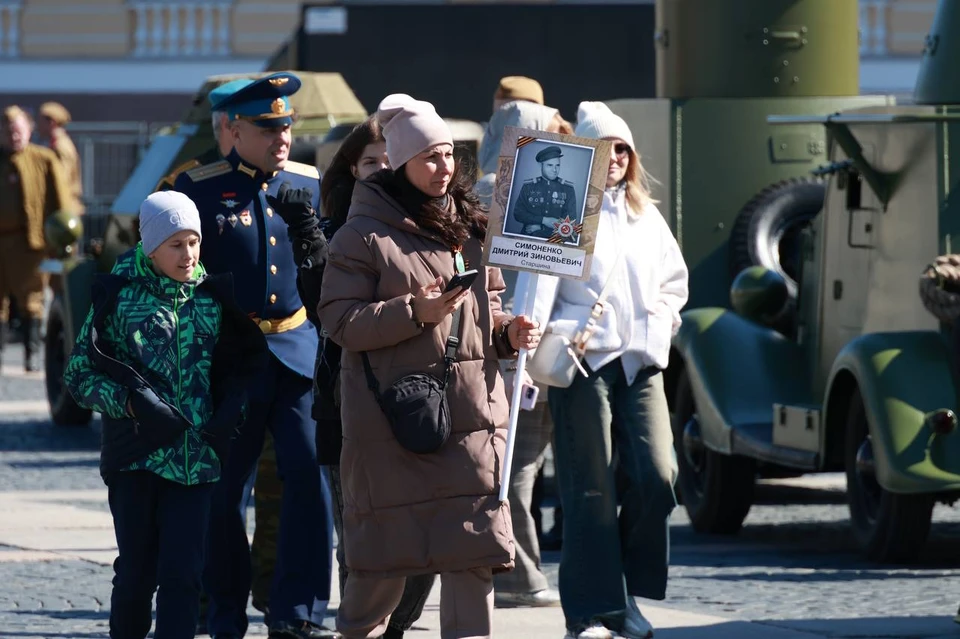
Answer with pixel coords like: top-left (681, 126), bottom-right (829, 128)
top-left (0, 106), bottom-right (73, 371)
top-left (37, 102), bottom-right (84, 214)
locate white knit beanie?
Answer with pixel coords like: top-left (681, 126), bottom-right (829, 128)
top-left (574, 101), bottom-right (635, 150)
top-left (139, 191), bottom-right (202, 256)
top-left (376, 93), bottom-right (454, 169)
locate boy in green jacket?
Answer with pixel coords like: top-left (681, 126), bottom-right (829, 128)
top-left (64, 190), bottom-right (267, 639)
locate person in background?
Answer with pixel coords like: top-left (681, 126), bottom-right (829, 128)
top-left (37, 101), bottom-right (84, 214)
top-left (491, 76), bottom-right (543, 115)
top-left (478, 75), bottom-right (571, 190)
top-left (473, 98), bottom-right (564, 610)
top-left (63, 190), bottom-right (268, 639)
top-left (291, 115), bottom-right (437, 639)
top-left (475, 100), bottom-right (561, 211)
top-left (0, 106), bottom-right (73, 372)
top-left (173, 72), bottom-right (337, 639)
top-left (318, 93), bottom-right (542, 638)
top-left (533, 102), bottom-right (688, 639)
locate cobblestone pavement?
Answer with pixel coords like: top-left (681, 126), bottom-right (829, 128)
top-left (2, 342), bottom-right (960, 638)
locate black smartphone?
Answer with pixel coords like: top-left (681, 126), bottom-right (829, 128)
top-left (444, 269), bottom-right (479, 294)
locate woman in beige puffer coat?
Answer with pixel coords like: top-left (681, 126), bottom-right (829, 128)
top-left (317, 93), bottom-right (542, 639)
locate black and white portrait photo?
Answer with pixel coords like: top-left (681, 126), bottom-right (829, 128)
top-left (503, 139), bottom-right (594, 246)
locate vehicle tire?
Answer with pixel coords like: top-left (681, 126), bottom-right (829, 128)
top-left (45, 297), bottom-right (92, 427)
top-left (729, 177), bottom-right (826, 300)
top-left (673, 369), bottom-right (756, 534)
top-left (845, 388), bottom-right (934, 563)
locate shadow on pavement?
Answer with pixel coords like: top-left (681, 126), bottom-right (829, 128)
top-left (668, 519), bottom-right (960, 570)
top-left (0, 633), bottom-right (108, 638)
top-left (688, 569), bottom-right (958, 583)
top-left (0, 417), bottom-right (100, 453)
top-left (757, 614), bottom-right (960, 638)
top-left (753, 481), bottom-right (847, 506)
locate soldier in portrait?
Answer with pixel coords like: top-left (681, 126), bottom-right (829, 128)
top-left (512, 144), bottom-right (578, 240)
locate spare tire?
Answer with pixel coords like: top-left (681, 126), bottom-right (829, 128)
top-left (729, 177), bottom-right (826, 300)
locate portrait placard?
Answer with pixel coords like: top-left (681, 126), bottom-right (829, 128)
top-left (482, 126), bottom-right (611, 281)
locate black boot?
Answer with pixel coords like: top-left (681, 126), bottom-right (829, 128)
top-left (24, 318), bottom-right (41, 373)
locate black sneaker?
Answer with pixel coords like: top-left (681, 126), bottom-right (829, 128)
top-left (268, 620), bottom-right (341, 639)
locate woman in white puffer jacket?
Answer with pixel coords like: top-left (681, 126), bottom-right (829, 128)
top-left (532, 102), bottom-right (689, 639)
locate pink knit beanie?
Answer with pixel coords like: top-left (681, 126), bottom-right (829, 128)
top-left (376, 93), bottom-right (453, 169)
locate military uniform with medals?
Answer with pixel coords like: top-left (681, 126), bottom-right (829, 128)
top-left (513, 145), bottom-right (577, 239)
top-left (171, 72), bottom-right (336, 639)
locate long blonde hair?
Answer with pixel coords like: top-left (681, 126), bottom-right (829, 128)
top-left (623, 147), bottom-right (658, 217)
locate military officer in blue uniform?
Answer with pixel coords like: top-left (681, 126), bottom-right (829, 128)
top-left (512, 144), bottom-right (578, 239)
top-left (172, 72), bottom-right (336, 639)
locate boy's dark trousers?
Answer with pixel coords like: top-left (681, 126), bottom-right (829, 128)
top-left (108, 470), bottom-right (215, 639)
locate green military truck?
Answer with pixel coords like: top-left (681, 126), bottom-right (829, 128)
top-left (43, 71), bottom-right (369, 426)
top-left (644, 0), bottom-right (960, 562)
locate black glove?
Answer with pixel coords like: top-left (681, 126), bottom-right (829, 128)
top-left (293, 225), bottom-right (329, 270)
top-left (201, 390), bottom-right (248, 463)
top-left (266, 181), bottom-right (318, 234)
top-left (202, 390), bottom-right (247, 441)
top-left (128, 384), bottom-right (190, 450)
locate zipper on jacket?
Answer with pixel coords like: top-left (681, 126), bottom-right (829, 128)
top-left (173, 287), bottom-right (190, 485)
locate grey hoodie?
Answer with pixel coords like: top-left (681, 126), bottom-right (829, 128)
top-left (475, 100), bottom-right (559, 210)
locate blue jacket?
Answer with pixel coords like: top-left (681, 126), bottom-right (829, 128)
top-left (173, 149), bottom-right (320, 379)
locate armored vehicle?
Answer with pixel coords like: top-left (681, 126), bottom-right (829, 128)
top-left (43, 71), bottom-right (369, 426)
top-left (662, 0), bottom-right (960, 562)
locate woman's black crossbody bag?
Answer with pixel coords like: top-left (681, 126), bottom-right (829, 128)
top-left (360, 306), bottom-right (463, 454)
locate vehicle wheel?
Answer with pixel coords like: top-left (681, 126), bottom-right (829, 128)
top-left (729, 177), bottom-right (826, 300)
top-left (673, 369), bottom-right (756, 534)
top-left (45, 297), bottom-right (92, 427)
top-left (845, 388), bottom-right (933, 562)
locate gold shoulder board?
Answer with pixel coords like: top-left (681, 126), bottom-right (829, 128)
top-left (156, 159), bottom-right (201, 190)
top-left (185, 159), bottom-right (232, 182)
top-left (283, 161), bottom-right (320, 180)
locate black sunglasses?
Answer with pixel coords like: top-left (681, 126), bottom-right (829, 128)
top-left (614, 143), bottom-right (631, 156)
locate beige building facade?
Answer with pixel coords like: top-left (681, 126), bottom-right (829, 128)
top-left (0, 0), bottom-right (942, 111)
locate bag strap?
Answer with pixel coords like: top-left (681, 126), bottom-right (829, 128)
top-left (361, 305), bottom-right (465, 401)
top-left (571, 246), bottom-right (628, 352)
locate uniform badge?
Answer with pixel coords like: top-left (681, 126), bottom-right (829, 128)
top-left (216, 213), bottom-right (226, 235)
top-left (227, 213), bottom-right (238, 227)
top-left (221, 198), bottom-right (239, 209)
top-left (239, 210), bottom-right (252, 227)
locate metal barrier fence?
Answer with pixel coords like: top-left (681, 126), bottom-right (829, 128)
top-left (68, 121), bottom-right (172, 219)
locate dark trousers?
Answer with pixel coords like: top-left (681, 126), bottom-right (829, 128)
top-left (548, 363), bottom-right (678, 631)
top-left (108, 470), bottom-right (215, 639)
top-left (204, 355), bottom-right (335, 636)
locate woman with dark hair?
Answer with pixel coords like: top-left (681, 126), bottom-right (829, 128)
top-left (317, 94), bottom-right (542, 638)
top-left (294, 115), bottom-right (435, 639)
